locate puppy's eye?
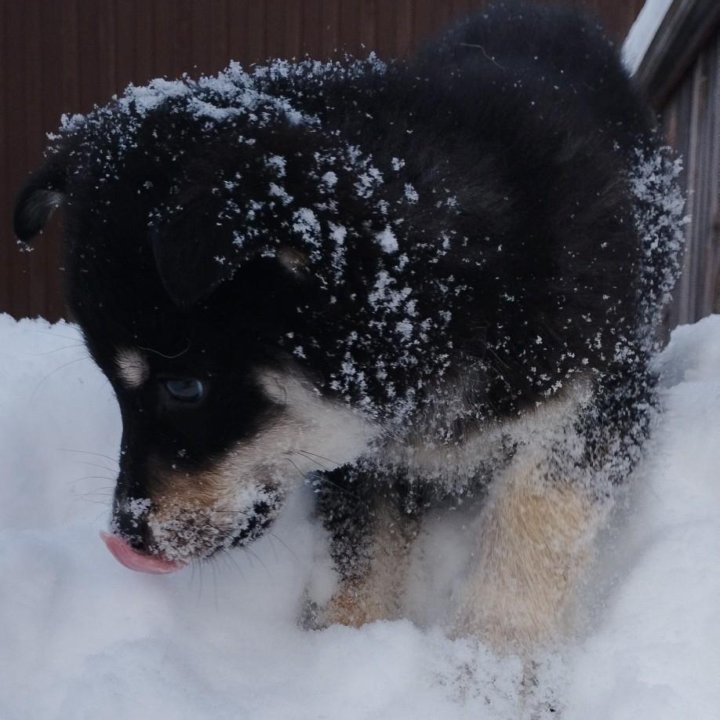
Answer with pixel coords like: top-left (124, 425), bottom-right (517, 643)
top-left (163, 378), bottom-right (206, 403)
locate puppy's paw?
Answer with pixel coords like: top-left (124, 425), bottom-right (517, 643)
top-left (298, 596), bottom-right (327, 630)
top-left (324, 583), bottom-right (393, 627)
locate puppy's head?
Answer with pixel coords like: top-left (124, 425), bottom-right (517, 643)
top-left (14, 62), bottom-right (460, 569)
top-left (103, 344), bottom-right (376, 567)
top-left (19, 233), bottom-right (377, 568)
top-left (13, 71), bottom-right (394, 569)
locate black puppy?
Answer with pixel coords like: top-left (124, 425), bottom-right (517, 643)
top-left (14, 3), bottom-right (684, 650)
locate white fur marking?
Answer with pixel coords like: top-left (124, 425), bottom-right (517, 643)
top-left (384, 380), bottom-right (592, 488)
top-left (185, 368), bottom-right (380, 510)
top-left (141, 367), bottom-right (380, 561)
top-left (252, 368), bottom-right (380, 480)
top-left (115, 348), bottom-right (149, 389)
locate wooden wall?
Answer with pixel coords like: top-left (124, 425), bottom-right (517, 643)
top-left (662, 30), bottom-right (720, 328)
top-left (647, 5), bottom-right (720, 329)
top-left (1, 0), bottom-right (643, 320)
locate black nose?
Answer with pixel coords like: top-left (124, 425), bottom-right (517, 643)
top-left (111, 495), bottom-right (154, 553)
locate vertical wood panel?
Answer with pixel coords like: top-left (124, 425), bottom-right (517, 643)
top-left (338, 0), bottom-right (363, 57)
top-left (661, 28), bottom-right (720, 329)
top-left (227, 0), bottom-right (250, 66)
top-left (283, 0), bottom-right (303, 59)
top-left (246, 0), bottom-right (267, 63)
top-left (372, 1), bottom-right (396, 58)
top-left (265, 0), bottom-right (287, 60)
top-left (0, 0), bottom-right (9, 313)
top-left (320, 0), bottom-right (340, 58)
top-left (301, 0), bottom-right (323, 59)
top-left (411, 0), bottom-right (453, 54)
top-left (39, 0), bottom-right (66, 318)
top-left (9, 1), bottom-right (32, 316)
top-left (395, 0), bottom-right (414, 57)
top-left (359, 0), bottom-right (378, 56)
top-left (134, 0), bottom-right (157, 85)
top-left (206, 0), bottom-right (232, 73)
top-left (2, 0), bottom-right (645, 320)
top-left (709, 40), bottom-right (720, 314)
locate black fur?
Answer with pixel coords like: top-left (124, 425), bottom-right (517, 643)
top-left (14, 3), bottom-right (682, 567)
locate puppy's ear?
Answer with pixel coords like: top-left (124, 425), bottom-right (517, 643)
top-left (13, 156), bottom-right (67, 244)
top-left (151, 195), bottom-right (238, 307)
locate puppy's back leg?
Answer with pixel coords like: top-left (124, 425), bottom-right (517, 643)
top-left (453, 452), bottom-right (605, 652)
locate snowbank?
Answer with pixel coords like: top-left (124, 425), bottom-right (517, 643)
top-left (1, 313), bottom-right (719, 719)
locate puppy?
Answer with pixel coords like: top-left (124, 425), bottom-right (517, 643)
top-left (14, 3), bottom-right (684, 651)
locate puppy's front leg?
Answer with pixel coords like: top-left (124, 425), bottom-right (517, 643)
top-left (314, 467), bottom-right (420, 627)
top-left (324, 498), bottom-right (419, 626)
top-left (453, 453), bottom-right (603, 652)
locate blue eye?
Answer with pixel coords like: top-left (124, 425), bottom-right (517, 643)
top-left (163, 378), bottom-right (206, 403)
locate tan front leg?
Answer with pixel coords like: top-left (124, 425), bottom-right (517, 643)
top-left (453, 455), bottom-right (604, 652)
top-left (324, 501), bottom-right (418, 627)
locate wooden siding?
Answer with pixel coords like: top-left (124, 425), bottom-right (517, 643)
top-left (661, 28), bottom-right (720, 327)
top-left (1, 0), bottom-right (643, 320)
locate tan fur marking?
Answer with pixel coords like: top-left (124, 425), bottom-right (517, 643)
top-left (323, 580), bottom-right (394, 627)
top-left (324, 502), bottom-right (417, 627)
top-left (145, 462), bottom-right (241, 560)
top-left (115, 348), bottom-right (149, 388)
top-left (277, 246), bottom-right (309, 275)
top-left (453, 456), bottom-right (602, 652)
top-left (151, 461), bottom-right (224, 506)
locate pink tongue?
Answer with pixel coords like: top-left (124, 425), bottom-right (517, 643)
top-left (100, 532), bottom-right (186, 574)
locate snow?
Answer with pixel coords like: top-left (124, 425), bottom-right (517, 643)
top-left (1, 311), bottom-right (720, 719)
top-left (622, 0), bottom-right (674, 75)
top-left (376, 226), bottom-right (399, 253)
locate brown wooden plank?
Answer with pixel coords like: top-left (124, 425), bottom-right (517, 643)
top-left (191, 0), bottom-right (210, 73)
top-left (0, 0), bottom-right (10, 315)
top-left (698, 40), bottom-right (720, 315)
top-left (320, 0), bottom-right (340, 59)
top-left (372, 1), bottom-right (395, 58)
top-left (209, 0), bottom-right (231, 73)
top-left (284, 0), bottom-right (303, 60)
top-left (358, 0), bottom-right (377, 56)
top-left (411, 0), bottom-right (450, 54)
top-left (133, 0), bottom-right (157, 86)
top-left (175, 0), bottom-right (196, 75)
top-left (395, 0), bottom-right (414, 57)
top-left (59, 0), bottom-right (81, 114)
top-left (226, 0), bottom-right (247, 64)
top-left (115, 0), bottom-right (138, 88)
top-left (8, 1), bottom-right (33, 316)
top-left (710, 36), bottom-right (720, 314)
top-left (300, 0), bottom-right (323, 58)
top-left (264, 0), bottom-right (286, 60)
top-left (187, 0), bottom-right (231, 75)
top-left (39, 0), bottom-right (68, 320)
top-left (246, 0), bottom-right (267, 64)
top-left (338, 0), bottom-right (363, 57)
top-left (152, 0), bottom-right (172, 78)
top-left (674, 72), bottom-right (695, 326)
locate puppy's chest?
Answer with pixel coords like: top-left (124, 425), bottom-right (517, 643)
top-left (380, 430), bottom-right (517, 497)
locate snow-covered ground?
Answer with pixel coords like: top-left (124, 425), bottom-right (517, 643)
top-left (1, 312), bottom-right (719, 719)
